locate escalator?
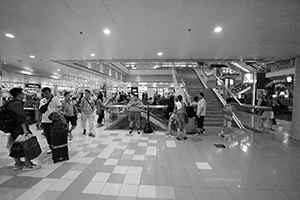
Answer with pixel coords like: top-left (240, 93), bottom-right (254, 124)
top-left (176, 68), bottom-right (224, 127)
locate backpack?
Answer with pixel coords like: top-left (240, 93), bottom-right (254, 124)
top-left (144, 121), bottom-right (153, 134)
top-left (0, 101), bottom-right (16, 133)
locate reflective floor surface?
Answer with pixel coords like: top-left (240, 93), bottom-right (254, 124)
top-left (1, 119), bottom-right (300, 200)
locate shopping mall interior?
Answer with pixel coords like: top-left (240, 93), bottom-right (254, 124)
top-left (1, 0), bottom-right (300, 200)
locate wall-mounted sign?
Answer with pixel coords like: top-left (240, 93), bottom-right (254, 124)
top-left (25, 83), bottom-right (41, 88)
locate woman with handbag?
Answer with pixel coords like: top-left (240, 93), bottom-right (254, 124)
top-left (6, 88), bottom-right (41, 171)
top-left (96, 92), bottom-right (105, 127)
top-left (174, 95), bottom-right (188, 141)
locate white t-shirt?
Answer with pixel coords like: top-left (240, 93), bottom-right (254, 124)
top-left (40, 96), bottom-right (62, 123)
top-left (175, 101), bottom-right (182, 110)
top-left (197, 98), bottom-right (206, 116)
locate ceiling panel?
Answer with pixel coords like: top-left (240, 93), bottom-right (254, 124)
top-left (0, 0), bottom-right (300, 81)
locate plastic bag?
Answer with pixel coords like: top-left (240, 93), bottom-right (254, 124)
top-left (21, 135), bottom-right (42, 160)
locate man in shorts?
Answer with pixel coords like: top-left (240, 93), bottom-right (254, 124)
top-left (62, 92), bottom-right (77, 140)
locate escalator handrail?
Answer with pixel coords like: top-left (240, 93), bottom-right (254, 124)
top-left (212, 88), bottom-right (245, 130)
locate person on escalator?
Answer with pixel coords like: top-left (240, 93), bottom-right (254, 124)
top-left (218, 98), bottom-right (234, 140)
top-left (127, 94), bottom-right (144, 134)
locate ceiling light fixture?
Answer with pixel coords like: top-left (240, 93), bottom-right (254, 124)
top-left (30, 55), bottom-right (35, 58)
top-left (214, 27), bottom-right (222, 33)
top-left (91, 53), bottom-right (95, 57)
top-left (158, 52), bottom-right (163, 56)
top-left (103, 29), bottom-right (111, 35)
top-left (57, 69), bottom-right (60, 71)
top-left (5, 33), bottom-right (15, 38)
top-left (231, 62), bottom-right (250, 73)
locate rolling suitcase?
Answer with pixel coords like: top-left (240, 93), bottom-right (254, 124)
top-left (49, 112), bottom-right (69, 163)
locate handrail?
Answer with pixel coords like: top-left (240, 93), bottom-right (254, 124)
top-left (211, 71), bottom-right (243, 106)
top-left (193, 68), bottom-right (209, 89)
top-left (212, 88), bottom-right (245, 130)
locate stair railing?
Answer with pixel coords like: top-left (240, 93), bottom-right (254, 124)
top-left (171, 68), bottom-right (191, 104)
top-left (212, 88), bottom-right (245, 130)
top-left (193, 68), bottom-right (209, 89)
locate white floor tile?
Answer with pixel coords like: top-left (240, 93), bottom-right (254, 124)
top-left (61, 170), bottom-right (82, 180)
top-left (146, 146), bottom-right (157, 156)
top-left (74, 152), bottom-right (89, 157)
top-left (116, 145), bottom-right (127, 150)
top-left (166, 141), bottom-right (177, 148)
top-left (132, 155), bottom-right (145, 160)
top-left (92, 172), bottom-right (111, 183)
top-left (124, 150), bottom-right (135, 155)
top-left (128, 166), bottom-right (143, 175)
top-left (32, 178), bottom-right (58, 190)
top-left (82, 181), bottom-right (105, 194)
top-left (124, 174), bottom-right (141, 185)
top-left (119, 184), bottom-right (139, 197)
top-left (148, 140), bottom-right (157, 144)
top-left (101, 183), bottom-right (122, 196)
top-left (138, 185), bottom-right (156, 198)
top-left (104, 158), bottom-right (119, 165)
top-left (113, 166), bottom-right (129, 174)
top-left (137, 143), bottom-right (147, 147)
top-left (16, 189), bottom-right (45, 200)
top-left (196, 162), bottom-right (213, 170)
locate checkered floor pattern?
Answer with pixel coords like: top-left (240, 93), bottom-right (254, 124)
top-left (1, 122), bottom-right (300, 200)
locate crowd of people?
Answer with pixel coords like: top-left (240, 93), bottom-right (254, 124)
top-left (3, 86), bottom-right (237, 171)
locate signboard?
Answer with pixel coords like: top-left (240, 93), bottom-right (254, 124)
top-left (25, 83), bottom-right (41, 88)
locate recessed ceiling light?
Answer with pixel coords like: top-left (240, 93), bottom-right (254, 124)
top-left (214, 27), bottom-right (222, 33)
top-left (57, 69), bottom-right (60, 71)
top-left (5, 33), bottom-right (15, 38)
top-left (103, 29), bottom-right (111, 35)
top-left (30, 55), bottom-right (35, 58)
top-left (158, 52), bottom-right (163, 56)
top-left (29, 69), bottom-right (33, 72)
top-left (91, 53), bottom-right (95, 57)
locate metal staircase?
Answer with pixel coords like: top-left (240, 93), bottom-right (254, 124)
top-left (176, 68), bottom-right (224, 127)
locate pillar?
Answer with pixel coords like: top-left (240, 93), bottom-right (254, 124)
top-left (0, 61), bottom-right (2, 106)
top-left (291, 57), bottom-right (300, 140)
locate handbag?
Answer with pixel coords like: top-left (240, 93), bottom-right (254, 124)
top-left (9, 142), bottom-right (25, 158)
top-left (39, 96), bottom-right (53, 114)
top-left (21, 135), bottom-right (42, 160)
top-left (272, 118), bottom-right (277, 125)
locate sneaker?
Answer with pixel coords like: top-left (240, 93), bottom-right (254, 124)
top-left (176, 136), bottom-right (182, 140)
top-left (13, 162), bottom-right (25, 171)
top-left (129, 129), bottom-right (133, 134)
top-left (83, 129), bottom-right (86, 135)
top-left (46, 149), bottom-right (52, 154)
top-left (68, 132), bottom-right (73, 140)
top-left (89, 133), bottom-right (95, 137)
top-left (183, 136), bottom-right (188, 140)
top-left (23, 163), bottom-right (41, 171)
top-left (218, 133), bottom-right (225, 138)
top-left (137, 130), bottom-right (141, 134)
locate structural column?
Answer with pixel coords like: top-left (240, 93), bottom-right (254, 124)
top-left (0, 61), bottom-right (3, 106)
top-left (291, 57), bottom-right (300, 140)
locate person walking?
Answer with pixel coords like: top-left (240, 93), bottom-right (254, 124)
top-left (127, 94), bottom-right (143, 134)
top-left (40, 87), bottom-right (62, 154)
top-left (96, 92), bottom-right (105, 127)
top-left (61, 92), bottom-right (78, 140)
top-left (81, 89), bottom-right (96, 137)
top-left (218, 98), bottom-right (234, 139)
top-left (196, 92), bottom-right (206, 135)
top-left (7, 88), bottom-right (41, 170)
top-left (175, 95), bottom-right (188, 140)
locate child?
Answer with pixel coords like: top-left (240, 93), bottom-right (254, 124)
top-left (218, 98), bottom-right (233, 139)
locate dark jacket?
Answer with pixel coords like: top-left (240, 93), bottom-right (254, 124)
top-left (7, 99), bottom-right (30, 140)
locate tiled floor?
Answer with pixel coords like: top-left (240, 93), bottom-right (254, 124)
top-left (1, 117), bottom-right (300, 200)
